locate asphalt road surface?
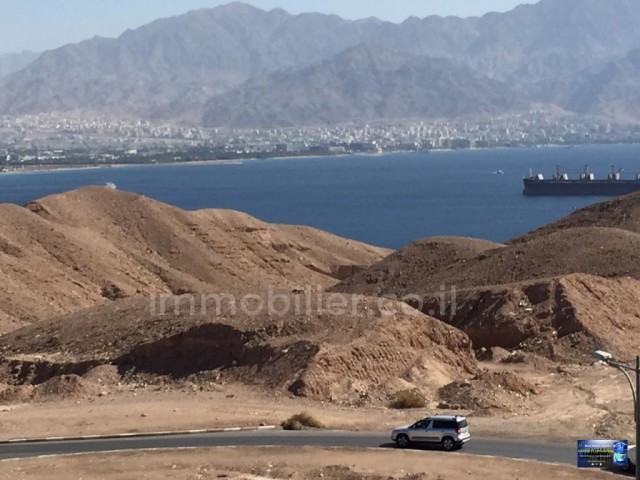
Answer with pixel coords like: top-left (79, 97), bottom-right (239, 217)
top-left (0, 431), bottom-right (576, 465)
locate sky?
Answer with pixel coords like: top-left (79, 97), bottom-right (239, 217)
top-left (0, 0), bottom-right (534, 56)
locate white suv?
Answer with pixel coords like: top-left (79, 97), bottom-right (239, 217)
top-left (391, 415), bottom-right (471, 451)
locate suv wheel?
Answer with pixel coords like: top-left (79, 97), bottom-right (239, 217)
top-left (442, 437), bottom-right (456, 452)
top-left (396, 434), bottom-right (410, 448)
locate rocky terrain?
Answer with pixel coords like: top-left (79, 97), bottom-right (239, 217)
top-left (332, 236), bottom-right (503, 298)
top-left (0, 295), bottom-right (476, 406)
top-left (513, 190), bottom-right (640, 241)
top-left (334, 192), bottom-right (640, 365)
top-left (0, 187), bottom-right (639, 446)
top-left (0, 186), bottom-right (387, 332)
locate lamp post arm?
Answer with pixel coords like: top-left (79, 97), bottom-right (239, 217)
top-left (613, 365), bottom-right (638, 423)
top-left (608, 360), bottom-right (638, 372)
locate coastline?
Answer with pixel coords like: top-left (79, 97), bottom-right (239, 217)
top-left (0, 152), bottom-right (375, 176)
top-left (0, 143), bottom-right (634, 177)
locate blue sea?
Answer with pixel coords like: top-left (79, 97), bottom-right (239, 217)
top-left (1, 144), bottom-right (639, 249)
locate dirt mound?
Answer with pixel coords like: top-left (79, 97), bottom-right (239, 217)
top-left (332, 236), bottom-right (502, 296)
top-left (438, 371), bottom-right (538, 414)
top-left (82, 365), bottom-right (120, 387)
top-left (421, 274), bottom-right (640, 362)
top-left (513, 191), bottom-right (640, 243)
top-left (0, 374), bottom-right (99, 404)
top-left (0, 187), bottom-right (388, 333)
top-left (0, 294), bottom-right (477, 405)
top-left (0, 385), bottom-right (34, 404)
top-left (31, 374), bottom-right (100, 401)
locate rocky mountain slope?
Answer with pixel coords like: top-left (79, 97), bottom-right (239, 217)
top-left (202, 45), bottom-right (521, 127)
top-left (3, 0), bottom-right (640, 122)
top-left (0, 3), bottom-right (372, 121)
top-left (566, 48), bottom-right (640, 124)
top-left (0, 187), bottom-right (388, 333)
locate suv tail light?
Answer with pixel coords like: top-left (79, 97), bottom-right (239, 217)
top-left (455, 427), bottom-right (461, 435)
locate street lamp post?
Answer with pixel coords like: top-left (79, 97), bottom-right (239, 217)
top-left (592, 350), bottom-right (640, 479)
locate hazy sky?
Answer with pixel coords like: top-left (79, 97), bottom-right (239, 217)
top-left (0, 0), bottom-right (534, 55)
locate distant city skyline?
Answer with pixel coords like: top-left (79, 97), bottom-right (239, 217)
top-left (0, 0), bottom-right (535, 55)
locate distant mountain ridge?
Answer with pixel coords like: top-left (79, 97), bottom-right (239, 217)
top-left (202, 45), bottom-right (522, 127)
top-left (2, 0), bottom-right (640, 125)
top-left (567, 49), bottom-right (640, 122)
top-left (0, 51), bottom-right (40, 79)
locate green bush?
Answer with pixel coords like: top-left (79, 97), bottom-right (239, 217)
top-left (391, 390), bottom-right (427, 409)
top-left (281, 412), bottom-right (324, 430)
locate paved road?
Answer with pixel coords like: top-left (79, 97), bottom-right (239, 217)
top-left (0, 430), bottom-right (576, 465)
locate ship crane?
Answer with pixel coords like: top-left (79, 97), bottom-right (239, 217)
top-left (553, 165), bottom-right (569, 181)
top-left (608, 165), bottom-right (622, 181)
top-left (579, 165), bottom-right (595, 181)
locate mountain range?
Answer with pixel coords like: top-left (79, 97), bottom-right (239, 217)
top-left (0, 51), bottom-right (40, 79)
top-left (202, 45), bottom-right (521, 127)
top-left (2, 0), bottom-right (640, 126)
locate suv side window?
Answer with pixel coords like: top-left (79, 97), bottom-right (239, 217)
top-left (433, 420), bottom-right (456, 429)
top-left (414, 419), bottom-right (430, 429)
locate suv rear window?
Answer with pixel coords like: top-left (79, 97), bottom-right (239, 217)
top-left (457, 419), bottom-right (468, 428)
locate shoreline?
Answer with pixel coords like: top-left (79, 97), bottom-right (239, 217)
top-left (0, 152), bottom-right (381, 176)
top-left (0, 142), bottom-right (637, 177)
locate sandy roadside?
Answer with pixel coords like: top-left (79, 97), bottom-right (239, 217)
top-left (0, 366), bottom-right (633, 444)
top-left (0, 447), bottom-right (614, 480)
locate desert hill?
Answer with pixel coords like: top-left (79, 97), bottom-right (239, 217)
top-left (420, 274), bottom-right (640, 362)
top-left (334, 226), bottom-right (640, 297)
top-left (0, 295), bottom-right (477, 405)
top-left (512, 191), bottom-right (640, 243)
top-left (0, 187), bottom-right (388, 333)
top-left (332, 236), bottom-right (503, 297)
top-left (332, 195), bottom-right (640, 362)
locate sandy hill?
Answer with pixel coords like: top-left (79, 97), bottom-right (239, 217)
top-left (330, 194), bottom-right (640, 363)
top-left (331, 237), bottom-right (503, 296)
top-left (0, 295), bottom-right (477, 405)
top-left (513, 191), bottom-right (640, 243)
top-left (334, 226), bottom-right (640, 297)
top-left (0, 187), bottom-right (388, 333)
top-left (420, 273), bottom-right (640, 362)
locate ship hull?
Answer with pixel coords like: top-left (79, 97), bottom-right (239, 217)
top-left (523, 178), bottom-right (640, 196)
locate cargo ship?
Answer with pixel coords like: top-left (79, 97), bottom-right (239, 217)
top-left (523, 166), bottom-right (640, 196)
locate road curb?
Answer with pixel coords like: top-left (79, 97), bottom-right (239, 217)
top-left (0, 425), bottom-right (277, 445)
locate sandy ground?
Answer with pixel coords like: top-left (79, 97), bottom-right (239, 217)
top-left (0, 447), bottom-right (616, 480)
top-left (0, 362), bottom-right (634, 443)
